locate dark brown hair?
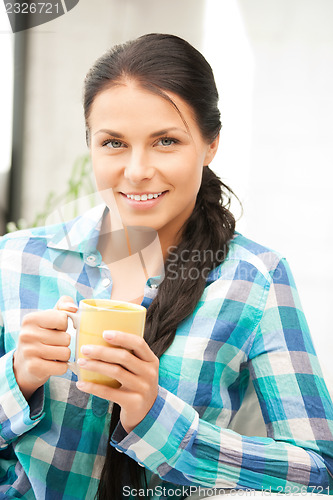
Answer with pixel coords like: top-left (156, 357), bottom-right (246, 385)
top-left (83, 33), bottom-right (236, 499)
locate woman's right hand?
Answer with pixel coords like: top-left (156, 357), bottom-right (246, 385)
top-left (13, 296), bottom-right (77, 402)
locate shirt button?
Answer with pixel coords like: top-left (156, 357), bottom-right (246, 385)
top-left (102, 278), bottom-right (111, 287)
top-left (86, 255), bottom-right (96, 264)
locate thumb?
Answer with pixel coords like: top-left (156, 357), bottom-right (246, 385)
top-left (55, 295), bottom-right (78, 312)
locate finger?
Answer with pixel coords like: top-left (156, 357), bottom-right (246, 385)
top-left (76, 380), bottom-right (130, 408)
top-left (102, 331), bottom-right (157, 362)
top-left (39, 344), bottom-right (71, 362)
top-left (28, 359), bottom-right (70, 379)
top-left (40, 330), bottom-right (71, 347)
top-left (77, 358), bottom-right (141, 390)
top-left (19, 324), bottom-right (71, 347)
top-left (48, 360), bottom-right (70, 377)
top-left (23, 309), bottom-right (69, 332)
top-left (38, 360), bottom-right (69, 376)
top-left (55, 296), bottom-right (78, 312)
top-left (80, 344), bottom-right (143, 375)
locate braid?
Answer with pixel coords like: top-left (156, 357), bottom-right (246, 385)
top-left (145, 166), bottom-right (235, 356)
top-left (97, 167), bottom-right (236, 499)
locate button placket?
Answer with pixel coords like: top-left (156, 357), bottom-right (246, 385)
top-left (84, 251), bottom-right (101, 268)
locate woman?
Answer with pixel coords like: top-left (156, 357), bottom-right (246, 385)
top-left (0, 34), bottom-right (332, 499)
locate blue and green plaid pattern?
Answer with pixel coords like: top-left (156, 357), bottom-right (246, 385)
top-left (0, 205), bottom-right (333, 499)
top-left (111, 235), bottom-right (333, 495)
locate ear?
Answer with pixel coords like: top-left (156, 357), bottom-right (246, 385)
top-left (203, 133), bottom-right (220, 165)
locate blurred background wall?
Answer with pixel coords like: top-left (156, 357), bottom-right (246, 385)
top-left (0, 0), bottom-right (332, 384)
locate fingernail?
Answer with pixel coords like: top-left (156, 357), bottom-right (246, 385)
top-left (76, 381), bottom-right (86, 390)
top-left (81, 345), bottom-right (92, 355)
top-left (103, 330), bottom-right (116, 340)
top-left (78, 358), bottom-right (87, 366)
top-left (64, 302), bottom-right (78, 311)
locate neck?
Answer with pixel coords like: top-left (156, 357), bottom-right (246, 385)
top-left (157, 228), bottom-right (181, 261)
top-left (98, 211), bottom-right (165, 279)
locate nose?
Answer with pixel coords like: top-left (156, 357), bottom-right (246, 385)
top-left (124, 149), bottom-right (154, 184)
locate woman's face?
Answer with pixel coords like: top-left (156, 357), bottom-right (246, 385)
top-left (88, 81), bottom-right (219, 245)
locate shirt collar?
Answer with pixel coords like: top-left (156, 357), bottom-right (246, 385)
top-left (46, 204), bottom-right (227, 288)
top-left (47, 204), bottom-right (107, 254)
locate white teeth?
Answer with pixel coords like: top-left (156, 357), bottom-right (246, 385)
top-left (126, 192), bottom-right (163, 201)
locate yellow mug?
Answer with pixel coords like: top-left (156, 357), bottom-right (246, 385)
top-left (67, 299), bottom-right (146, 387)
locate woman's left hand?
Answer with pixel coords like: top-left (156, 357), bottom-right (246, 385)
top-left (76, 330), bottom-right (159, 433)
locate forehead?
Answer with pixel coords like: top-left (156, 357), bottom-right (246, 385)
top-left (88, 82), bottom-right (198, 132)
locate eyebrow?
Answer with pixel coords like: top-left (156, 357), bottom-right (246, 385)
top-left (94, 127), bottom-right (188, 138)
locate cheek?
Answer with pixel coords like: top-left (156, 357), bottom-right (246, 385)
top-left (92, 157), bottom-right (118, 188)
top-left (176, 154), bottom-right (204, 190)
top-left (169, 149), bottom-right (204, 177)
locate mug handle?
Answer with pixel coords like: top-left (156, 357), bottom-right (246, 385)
top-left (65, 310), bottom-right (79, 375)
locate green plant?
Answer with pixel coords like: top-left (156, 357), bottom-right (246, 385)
top-left (7, 154), bottom-right (96, 232)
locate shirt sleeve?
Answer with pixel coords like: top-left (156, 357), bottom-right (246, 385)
top-left (110, 258), bottom-right (333, 494)
top-left (0, 311), bottom-right (45, 450)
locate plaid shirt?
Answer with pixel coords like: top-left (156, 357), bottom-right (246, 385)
top-left (0, 205), bottom-right (332, 499)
